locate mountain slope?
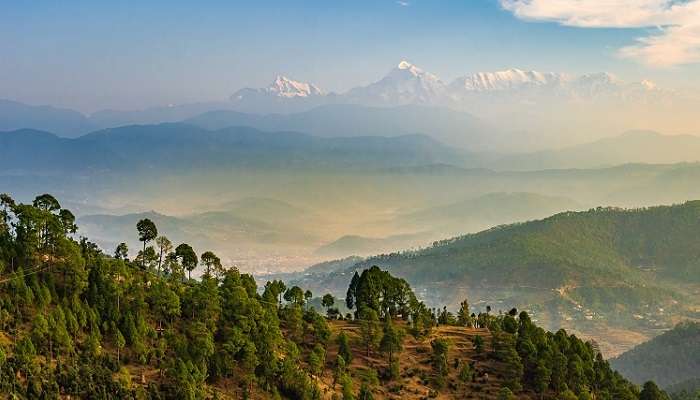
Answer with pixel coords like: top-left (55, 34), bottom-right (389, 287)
top-left (229, 75), bottom-right (327, 113)
top-left (611, 322), bottom-right (700, 388)
top-left (355, 201), bottom-right (700, 286)
top-left (295, 202), bottom-right (700, 355)
top-left (0, 129), bottom-right (120, 173)
top-left (341, 60), bottom-right (448, 106)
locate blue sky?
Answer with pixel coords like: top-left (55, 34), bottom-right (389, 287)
top-left (1, 0), bottom-right (698, 112)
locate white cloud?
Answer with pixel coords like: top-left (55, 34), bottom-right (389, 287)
top-left (499, 0), bottom-right (700, 66)
top-left (396, 1), bottom-right (410, 6)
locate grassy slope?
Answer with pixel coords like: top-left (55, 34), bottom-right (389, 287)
top-left (315, 321), bottom-right (527, 400)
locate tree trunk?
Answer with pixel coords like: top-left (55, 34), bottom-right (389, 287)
top-left (158, 249), bottom-right (163, 275)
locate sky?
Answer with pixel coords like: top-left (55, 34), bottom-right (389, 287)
top-left (1, 0), bottom-right (699, 112)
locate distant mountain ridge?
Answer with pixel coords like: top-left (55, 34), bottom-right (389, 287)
top-left (0, 99), bottom-right (96, 137)
top-left (185, 104), bottom-right (490, 149)
top-left (487, 130), bottom-right (700, 170)
top-left (0, 122), bottom-right (465, 173)
top-left (1, 60), bottom-right (683, 146)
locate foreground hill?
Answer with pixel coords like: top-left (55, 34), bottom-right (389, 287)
top-left (611, 322), bottom-right (700, 388)
top-left (290, 201), bottom-right (700, 355)
top-left (0, 193), bottom-right (657, 399)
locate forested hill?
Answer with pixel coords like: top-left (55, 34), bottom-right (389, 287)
top-left (0, 193), bottom-right (669, 399)
top-left (358, 201), bottom-right (700, 285)
top-left (295, 202), bottom-right (700, 355)
top-left (611, 322), bottom-right (700, 388)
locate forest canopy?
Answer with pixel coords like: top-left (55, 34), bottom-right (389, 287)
top-left (0, 194), bottom-right (671, 399)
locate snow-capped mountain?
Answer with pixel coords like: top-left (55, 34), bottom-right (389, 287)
top-left (451, 68), bottom-right (569, 92)
top-left (227, 61), bottom-right (662, 113)
top-left (341, 61), bottom-right (448, 106)
top-left (229, 76), bottom-right (327, 113)
top-left (219, 61), bottom-right (675, 142)
top-left (231, 76), bottom-right (324, 101)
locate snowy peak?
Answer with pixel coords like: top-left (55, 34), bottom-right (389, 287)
top-left (452, 68), bottom-right (569, 92)
top-left (266, 76), bottom-right (325, 98)
top-left (387, 60), bottom-right (443, 83)
top-left (341, 60), bottom-right (447, 106)
top-left (397, 60), bottom-right (414, 70)
top-left (227, 61), bottom-right (663, 113)
top-left (394, 60), bottom-right (426, 77)
top-left (230, 76), bottom-right (325, 103)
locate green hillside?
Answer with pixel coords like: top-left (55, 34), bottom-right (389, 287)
top-left (295, 202), bottom-right (700, 355)
top-left (611, 322), bottom-right (700, 388)
top-left (364, 201), bottom-right (700, 284)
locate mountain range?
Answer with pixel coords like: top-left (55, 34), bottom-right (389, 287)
top-left (185, 104), bottom-right (490, 150)
top-left (231, 61), bottom-right (664, 112)
top-left (484, 130), bottom-right (700, 170)
top-left (0, 123), bottom-right (463, 173)
top-left (8, 123), bottom-right (700, 175)
top-left (2, 60), bottom-right (692, 149)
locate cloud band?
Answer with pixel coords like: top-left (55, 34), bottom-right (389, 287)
top-left (500, 0), bottom-right (700, 66)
